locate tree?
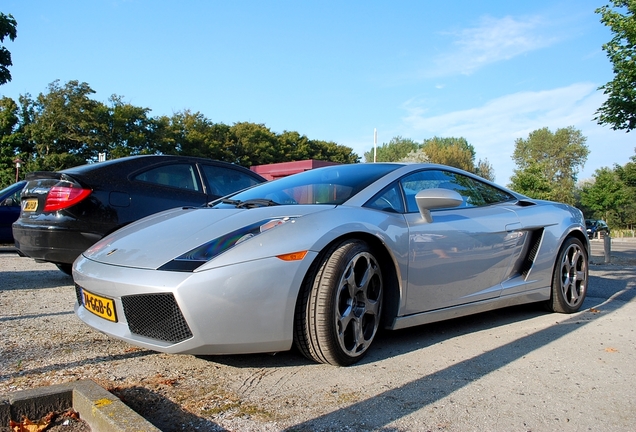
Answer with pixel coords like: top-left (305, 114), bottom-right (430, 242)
top-left (0, 12), bottom-right (17, 85)
top-left (421, 137), bottom-right (476, 172)
top-left (158, 110), bottom-right (231, 161)
top-left (615, 147), bottom-right (636, 187)
top-left (475, 158), bottom-right (495, 182)
top-left (596, 1), bottom-right (636, 131)
top-left (400, 148), bottom-right (430, 163)
top-left (367, 135), bottom-right (495, 179)
top-left (364, 136), bottom-right (418, 162)
top-left (613, 148), bottom-right (636, 227)
top-left (580, 167), bottom-right (631, 227)
top-left (0, 79), bottom-right (362, 187)
top-left (96, 95), bottom-right (158, 160)
top-left (509, 162), bottom-right (553, 201)
top-left (29, 80), bottom-right (100, 155)
top-left (0, 96), bottom-right (20, 184)
top-left (300, 139), bottom-right (358, 164)
top-left (509, 126), bottom-right (589, 204)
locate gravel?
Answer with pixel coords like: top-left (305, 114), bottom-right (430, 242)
top-left (2, 245), bottom-right (636, 431)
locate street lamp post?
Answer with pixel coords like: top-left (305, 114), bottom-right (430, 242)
top-left (13, 158), bottom-right (23, 183)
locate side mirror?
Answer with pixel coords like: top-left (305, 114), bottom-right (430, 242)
top-left (415, 188), bottom-right (463, 223)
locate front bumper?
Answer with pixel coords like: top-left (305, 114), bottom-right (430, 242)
top-left (73, 251), bottom-right (317, 355)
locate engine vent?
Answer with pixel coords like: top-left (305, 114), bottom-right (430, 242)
top-left (121, 293), bottom-right (193, 344)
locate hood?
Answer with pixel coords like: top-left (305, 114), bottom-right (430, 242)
top-left (81, 205), bottom-right (335, 270)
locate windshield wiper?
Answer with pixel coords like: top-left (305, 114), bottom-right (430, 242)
top-left (221, 198), bottom-right (279, 209)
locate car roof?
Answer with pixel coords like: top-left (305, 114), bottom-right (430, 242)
top-left (25, 155), bottom-right (265, 181)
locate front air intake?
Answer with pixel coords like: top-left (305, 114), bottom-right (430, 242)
top-left (121, 293), bottom-right (193, 343)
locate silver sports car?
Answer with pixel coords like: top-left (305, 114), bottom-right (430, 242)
top-left (73, 163), bottom-right (589, 366)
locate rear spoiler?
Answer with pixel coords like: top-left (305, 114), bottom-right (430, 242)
top-left (25, 171), bottom-right (63, 180)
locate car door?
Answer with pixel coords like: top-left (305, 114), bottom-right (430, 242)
top-left (0, 181), bottom-right (25, 242)
top-left (401, 169), bottom-right (521, 314)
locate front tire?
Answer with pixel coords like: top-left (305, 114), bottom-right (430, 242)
top-left (56, 263), bottom-right (73, 276)
top-left (295, 239), bottom-right (383, 366)
top-left (546, 237), bottom-right (588, 313)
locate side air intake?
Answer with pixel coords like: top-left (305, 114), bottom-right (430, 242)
top-left (520, 229), bottom-right (544, 279)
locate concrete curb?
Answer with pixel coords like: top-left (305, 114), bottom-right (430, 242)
top-left (0, 379), bottom-right (160, 432)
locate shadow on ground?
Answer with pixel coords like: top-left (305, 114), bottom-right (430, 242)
top-left (108, 386), bottom-right (226, 432)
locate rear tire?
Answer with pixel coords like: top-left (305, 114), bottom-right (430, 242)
top-left (546, 237), bottom-right (588, 313)
top-left (294, 239), bottom-right (383, 366)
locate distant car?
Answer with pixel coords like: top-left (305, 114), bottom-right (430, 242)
top-left (0, 181), bottom-right (26, 243)
top-left (73, 163), bottom-right (589, 366)
top-left (13, 155), bottom-right (265, 273)
top-left (585, 219), bottom-right (610, 239)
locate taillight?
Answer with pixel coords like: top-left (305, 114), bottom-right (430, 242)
top-left (44, 185), bottom-right (92, 212)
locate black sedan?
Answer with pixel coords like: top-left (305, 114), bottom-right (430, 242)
top-left (13, 155), bottom-right (265, 273)
top-left (0, 181), bottom-right (26, 243)
top-left (585, 219), bottom-right (610, 239)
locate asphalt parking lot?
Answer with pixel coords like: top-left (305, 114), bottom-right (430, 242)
top-left (1, 239), bottom-right (635, 431)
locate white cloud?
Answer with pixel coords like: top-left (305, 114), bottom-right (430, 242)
top-left (426, 15), bottom-right (560, 77)
top-left (401, 83), bottom-right (634, 184)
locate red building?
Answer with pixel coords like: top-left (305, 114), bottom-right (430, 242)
top-left (250, 160), bottom-right (340, 180)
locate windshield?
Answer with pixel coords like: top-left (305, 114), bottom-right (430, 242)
top-left (213, 163), bottom-right (401, 208)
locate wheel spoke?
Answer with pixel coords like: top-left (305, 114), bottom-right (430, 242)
top-left (335, 251), bottom-right (382, 356)
top-left (559, 244), bottom-right (587, 308)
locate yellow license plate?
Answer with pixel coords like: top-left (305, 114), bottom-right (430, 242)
top-left (81, 289), bottom-right (118, 322)
top-left (22, 199), bottom-right (38, 212)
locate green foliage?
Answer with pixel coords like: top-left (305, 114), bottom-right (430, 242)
top-left (400, 148), bottom-right (430, 163)
top-left (26, 80), bottom-right (103, 160)
top-left (509, 163), bottom-right (553, 200)
top-left (0, 96), bottom-right (21, 185)
top-left (474, 158), bottom-right (495, 182)
top-left (615, 148), bottom-right (636, 187)
top-left (163, 110), bottom-right (232, 160)
top-left (97, 95), bottom-right (159, 159)
top-left (509, 126), bottom-right (589, 204)
top-left (580, 167), bottom-right (633, 227)
top-left (0, 12), bottom-right (17, 85)
top-left (421, 137), bottom-right (476, 172)
top-left (596, 1), bottom-right (636, 131)
top-left (0, 79), bottom-right (359, 188)
top-left (365, 135), bottom-right (495, 180)
top-left (363, 136), bottom-right (418, 162)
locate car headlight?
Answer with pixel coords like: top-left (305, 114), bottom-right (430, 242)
top-left (158, 217), bottom-right (295, 272)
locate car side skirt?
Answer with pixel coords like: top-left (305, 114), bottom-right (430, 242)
top-left (388, 287), bottom-right (550, 330)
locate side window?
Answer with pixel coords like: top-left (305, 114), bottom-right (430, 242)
top-left (10, 188), bottom-right (22, 206)
top-left (200, 165), bottom-right (261, 197)
top-left (134, 164), bottom-right (200, 191)
top-left (472, 179), bottom-right (515, 205)
top-left (0, 187), bottom-right (22, 207)
top-left (365, 183), bottom-right (405, 213)
top-left (400, 170), bottom-right (513, 213)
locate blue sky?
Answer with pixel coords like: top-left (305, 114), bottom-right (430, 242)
top-left (1, 0), bottom-right (634, 184)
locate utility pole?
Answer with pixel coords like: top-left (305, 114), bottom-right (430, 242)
top-left (373, 128), bottom-right (377, 163)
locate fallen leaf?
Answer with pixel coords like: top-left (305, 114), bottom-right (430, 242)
top-left (589, 308), bottom-right (601, 313)
top-left (159, 378), bottom-right (178, 386)
top-left (61, 408), bottom-right (80, 420)
top-left (9, 415), bottom-right (51, 432)
top-left (605, 347), bottom-right (619, 353)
